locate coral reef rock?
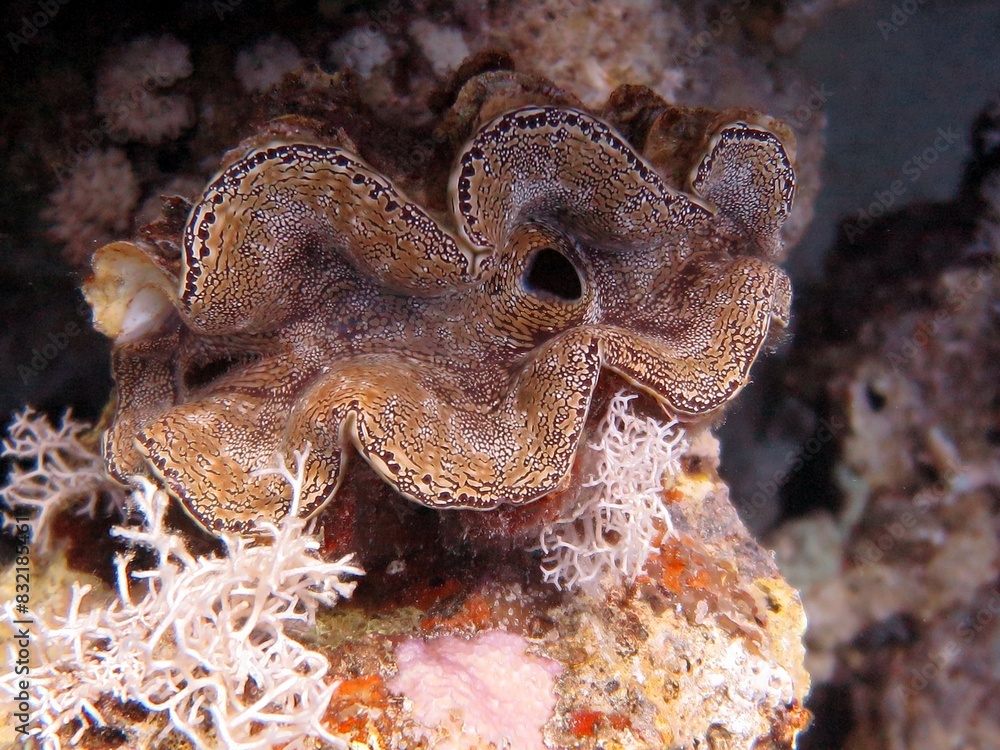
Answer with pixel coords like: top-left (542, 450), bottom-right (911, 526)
top-left (770, 98), bottom-right (1000, 749)
top-left (0, 410), bottom-right (811, 749)
top-left (313, 423), bottom-right (810, 749)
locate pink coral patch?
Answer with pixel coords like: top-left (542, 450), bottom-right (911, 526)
top-left (389, 630), bottom-right (562, 749)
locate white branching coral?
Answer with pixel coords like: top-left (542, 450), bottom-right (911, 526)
top-left (0, 451), bottom-right (363, 750)
top-left (1, 408), bottom-right (124, 551)
top-left (536, 392), bottom-right (686, 593)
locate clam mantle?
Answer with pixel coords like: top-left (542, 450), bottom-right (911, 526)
top-left (85, 98), bottom-right (795, 535)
